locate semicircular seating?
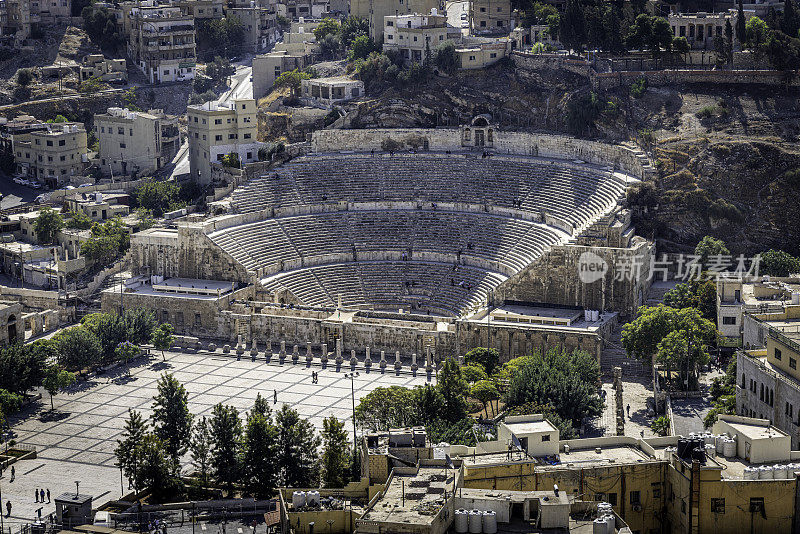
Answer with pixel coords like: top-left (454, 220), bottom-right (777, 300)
top-left (212, 152), bottom-right (629, 316)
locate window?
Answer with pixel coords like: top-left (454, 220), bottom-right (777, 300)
top-left (120, 143), bottom-right (126, 149)
top-left (60, 155), bottom-right (65, 161)
top-left (723, 316), bottom-right (736, 325)
top-left (711, 498), bottom-right (725, 514)
top-left (58, 139), bottom-right (65, 146)
top-left (46, 140), bottom-right (53, 146)
top-left (246, 152), bottom-right (252, 160)
top-left (195, 313), bottom-right (202, 326)
top-left (101, 126), bottom-right (105, 133)
top-left (791, 357), bottom-right (797, 370)
top-left (469, 55), bottom-right (476, 60)
top-left (607, 493), bottom-right (617, 506)
top-left (387, 21), bottom-right (393, 26)
top-left (749, 498), bottom-right (764, 514)
top-left (202, 118), bottom-right (207, 124)
top-left (193, 117), bottom-right (198, 122)
top-left (129, 129), bottom-right (133, 136)
top-left (651, 482), bottom-right (661, 499)
top-left (741, 373), bottom-right (745, 387)
top-left (490, 53), bottom-right (497, 58)
top-left (162, 310), bottom-right (169, 322)
top-left (775, 348), bottom-right (782, 360)
top-left (215, 135), bottom-right (222, 141)
top-left (681, 500), bottom-right (686, 514)
top-left (541, 434), bottom-right (550, 442)
top-left (118, 127), bottom-right (124, 135)
top-left (215, 119), bottom-right (222, 125)
top-left (388, 34), bottom-right (394, 39)
top-left (243, 133), bottom-right (251, 139)
top-left (229, 134), bottom-right (236, 140)
top-left (630, 491), bottom-right (641, 505)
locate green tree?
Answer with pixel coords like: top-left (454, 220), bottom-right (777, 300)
top-left (760, 249), bottom-right (800, 276)
top-left (471, 380), bottom-right (500, 417)
top-left (340, 15), bottom-right (369, 47)
top-left (275, 404), bottom-right (321, 487)
top-left (0, 389), bottom-right (23, 430)
top-left (437, 358), bottom-right (469, 423)
top-left (412, 384), bottom-right (445, 426)
top-left (80, 217), bottom-right (130, 265)
top-left (320, 33), bottom-right (343, 59)
top-left (16, 69), bottom-right (34, 87)
top-left (313, 17), bottom-right (341, 40)
top-left (464, 347), bottom-right (500, 375)
top-left (81, 312), bottom-right (127, 362)
top-left (79, 76), bottom-right (105, 94)
top-left (0, 341), bottom-right (49, 394)
top-left (737, 0), bottom-right (747, 44)
top-left (355, 385), bottom-right (417, 430)
top-left (152, 373), bottom-right (194, 466)
top-left (694, 235), bottom-right (730, 267)
top-left (559, 0), bottom-right (586, 52)
top-left (42, 365), bottom-right (76, 410)
top-left (124, 308), bottom-right (158, 345)
top-left (434, 41), bottom-right (458, 75)
top-left (33, 206), bottom-right (64, 244)
top-left (765, 29), bottom-right (800, 70)
top-left (191, 416), bottom-right (213, 488)
top-left (745, 16), bottom-right (770, 55)
top-left (349, 35), bottom-right (376, 61)
top-left (115, 409), bottom-right (148, 490)
top-left (242, 406), bottom-right (278, 498)
top-left (462, 363), bottom-right (489, 384)
top-left (724, 20), bottom-right (734, 64)
top-left (663, 277), bottom-right (717, 321)
top-left (151, 323), bottom-right (174, 361)
top-left (651, 415), bottom-right (670, 436)
top-left (135, 181), bottom-right (183, 217)
top-left (273, 69), bottom-right (312, 97)
top-left (209, 403), bottom-right (243, 493)
top-left (221, 152), bottom-right (241, 168)
top-left (65, 210), bottom-right (94, 230)
top-left (53, 326), bottom-right (102, 371)
top-left (503, 348), bottom-right (602, 427)
top-left (321, 416), bottom-right (351, 488)
top-left (134, 433), bottom-right (183, 501)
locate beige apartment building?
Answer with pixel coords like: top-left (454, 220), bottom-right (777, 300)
top-left (351, 0), bottom-right (439, 41)
top-left (383, 11), bottom-right (448, 63)
top-left (227, 6), bottom-right (279, 53)
top-left (128, 3), bottom-right (196, 83)
top-left (80, 54), bottom-right (127, 83)
top-left (470, 0), bottom-right (512, 35)
top-left (176, 0), bottom-right (223, 19)
top-left (252, 50), bottom-right (310, 99)
top-left (12, 122), bottom-right (88, 188)
top-left (187, 98), bottom-right (260, 185)
top-left (95, 107), bottom-right (180, 178)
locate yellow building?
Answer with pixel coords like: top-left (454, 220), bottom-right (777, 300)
top-left (469, 0), bottom-right (513, 35)
top-left (187, 98), bottom-right (260, 185)
top-left (12, 122), bottom-right (88, 188)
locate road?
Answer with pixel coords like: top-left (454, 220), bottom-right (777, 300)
top-left (0, 173), bottom-right (39, 209)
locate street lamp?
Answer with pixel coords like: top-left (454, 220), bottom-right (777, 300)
top-left (344, 372), bottom-right (359, 471)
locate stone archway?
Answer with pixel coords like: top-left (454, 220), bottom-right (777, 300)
top-left (7, 314), bottom-right (17, 344)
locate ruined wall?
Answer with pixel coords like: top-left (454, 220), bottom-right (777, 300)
top-left (310, 129), bottom-right (653, 179)
top-left (593, 69), bottom-right (800, 90)
top-left (496, 239), bottom-right (655, 318)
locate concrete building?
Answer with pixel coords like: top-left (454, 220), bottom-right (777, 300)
top-left (227, 6), bottom-right (279, 53)
top-left (0, 0), bottom-right (32, 44)
top-left (276, 0), bottom-right (328, 19)
top-left (94, 107), bottom-right (180, 178)
top-left (64, 191), bottom-right (130, 222)
top-left (668, 11), bottom-right (737, 50)
top-left (128, 3), bottom-right (196, 84)
top-left (382, 11), bottom-right (449, 63)
top-left (0, 301), bottom-right (23, 345)
top-left (301, 76), bottom-right (363, 105)
top-left (737, 308), bottom-right (800, 447)
top-left (187, 98), bottom-right (260, 185)
top-left (80, 54), bottom-right (127, 83)
top-left (497, 414), bottom-right (560, 456)
top-left (454, 36), bottom-right (510, 69)
top-left (469, 0), bottom-right (512, 35)
top-left (176, 0), bottom-right (224, 19)
top-left (12, 122), bottom-right (88, 188)
top-left (717, 277), bottom-right (800, 346)
top-left (351, 0), bottom-right (440, 41)
top-left (252, 50), bottom-right (310, 99)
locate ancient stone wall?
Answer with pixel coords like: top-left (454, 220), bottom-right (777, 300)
top-left (593, 69), bottom-right (800, 90)
top-left (496, 238), bottom-right (655, 318)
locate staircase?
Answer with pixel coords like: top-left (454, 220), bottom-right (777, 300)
top-left (601, 323), bottom-right (649, 377)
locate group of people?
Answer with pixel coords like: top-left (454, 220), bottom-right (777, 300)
top-left (34, 488), bottom-right (50, 503)
top-left (148, 518), bottom-right (168, 534)
top-left (311, 371), bottom-right (319, 384)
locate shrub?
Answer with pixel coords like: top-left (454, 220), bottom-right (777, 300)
top-left (696, 105), bottom-right (716, 120)
top-left (630, 76), bottom-right (647, 98)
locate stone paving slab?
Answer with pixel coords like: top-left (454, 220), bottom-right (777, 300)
top-left (2, 350), bottom-right (429, 527)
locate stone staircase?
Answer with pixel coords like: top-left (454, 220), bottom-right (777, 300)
top-left (601, 323), bottom-right (650, 377)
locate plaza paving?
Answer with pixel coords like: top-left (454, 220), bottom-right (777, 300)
top-left (2, 350), bottom-right (429, 527)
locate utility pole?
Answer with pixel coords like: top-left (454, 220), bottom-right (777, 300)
top-left (345, 372), bottom-right (359, 468)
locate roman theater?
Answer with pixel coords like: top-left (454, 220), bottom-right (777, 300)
top-left (104, 119), bottom-right (655, 368)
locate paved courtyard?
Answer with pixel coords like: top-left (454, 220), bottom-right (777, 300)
top-left (2, 350), bottom-right (429, 527)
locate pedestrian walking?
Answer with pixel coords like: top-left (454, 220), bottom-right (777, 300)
top-left (6, 500), bottom-right (12, 517)
top-left (35, 489), bottom-right (39, 502)
top-left (46, 489), bottom-right (50, 503)
top-left (626, 404), bottom-right (631, 417)
top-left (40, 489), bottom-right (45, 503)
top-left (273, 389), bottom-right (277, 404)
top-left (10, 465), bottom-right (14, 481)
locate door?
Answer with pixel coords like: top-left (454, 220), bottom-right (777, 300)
top-left (475, 130), bottom-right (485, 146)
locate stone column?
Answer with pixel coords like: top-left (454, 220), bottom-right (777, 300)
top-left (350, 349), bottom-right (358, 368)
top-left (306, 341), bottom-right (313, 363)
top-left (321, 343), bottom-right (328, 364)
top-left (280, 340), bottom-right (286, 360)
top-left (395, 351), bottom-right (402, 370)
top-left (365, 347), bottom-right (372, 369)
top-left (380, 350), bottom-right (387, 369)
top-left (292, 344), bottom-right (299, 364)
top-left (411, 353), bottom-right (418, 372)
top-left (336, 338), bottom-right (343, 364)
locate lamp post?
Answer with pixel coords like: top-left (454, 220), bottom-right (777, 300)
top-left (344, 372), bottom-right (359, 469)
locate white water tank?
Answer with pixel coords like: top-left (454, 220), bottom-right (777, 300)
top-left (468, 510), bottom-right (482, 534)
top-left (703, 434), bottom-right (715, 445)
top-left (715, 436), bottom-right (725, 454)
top-left (455, 510), bottom-right (469, 534)
top-left (792, 292), bottom-right (800, 305)
top-left (603, 514), bottom-right (615, 530)
top-left (723, 439), bottom-right (736, 458)
top-left (292, 491), bottom-right (306, 508)
top-left (564, 444), bottom-right (570, 454)
top-left (482, 511), bottom-right (497, 534)
top-left (592, 310), bottom-right (600, 321)
top-left (306, 490), bottom-right (320, 506)
top-left (773, 465), bottom-right (789, 479)
top-left (584, 310), bottom-right (591, 321)
top-left (597, 502), bottom-right (613, 515)
top-left (592, 517), bottom-right (609, 534)
top-left (744, 467), bottom-right (757, 480)
top-left (759, 466), bottom-right (773, 479)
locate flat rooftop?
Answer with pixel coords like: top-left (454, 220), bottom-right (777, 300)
top-left (456, 444), bottom-right (656, 469)
top-left (724, 420), bottom-right (789, 440)
top-left (504, 419), bottom-right (559, 435)
top-left (360, 467), bottom-right (457, 525)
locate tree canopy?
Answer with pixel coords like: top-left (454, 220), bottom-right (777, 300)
top-left (33, 206), bottom-right (64, 244)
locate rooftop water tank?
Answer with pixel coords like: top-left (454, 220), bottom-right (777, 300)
top-left (592, 517), bottom-right (608, 534)
top-left (603, 514), bottom-right (615, 531)
top-left (292, 491), bottom-right (306, 509)
top-left (723, 439), bottom-right (736, 458)
top-left (773, 465), bottom-right (789, 479)
top-left (468, 510), bottom-right (482, 534)
top-left (792, 292), bottom-right (800, 305)
top-left (759, 466), bottom-right (774, 479)
top-left (743, 467), bottom-right (757, 480)
top-left (455, 510), bottom-right (469, 534)
top-left (482, 511), bottom-right (497, 534)
top-left (307, 490), bottom-right (320, 506)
